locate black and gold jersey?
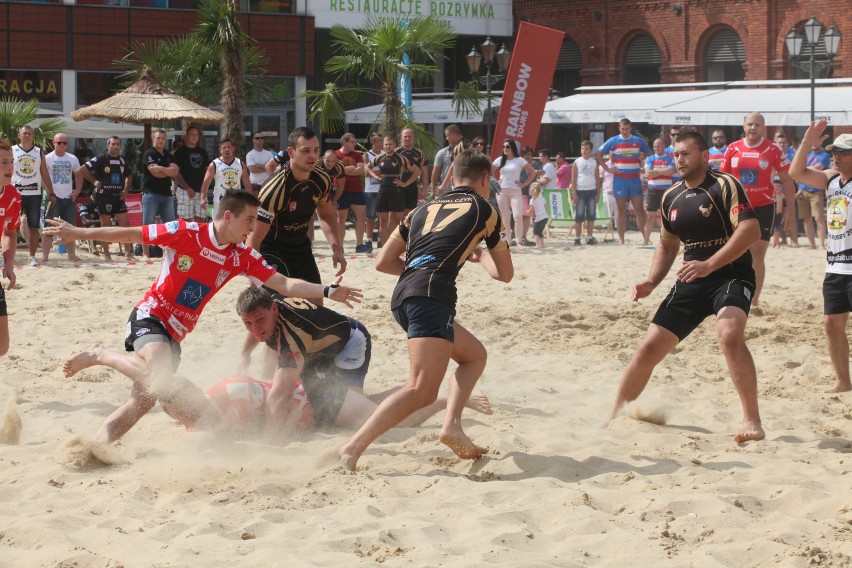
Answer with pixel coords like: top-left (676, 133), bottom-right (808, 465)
top-left (257, 162), bottom-right (332, 243)
top-left (316, 160), bottom-right (345, 182)
top-left (398, 146), bottom-right (425, 184)
top-left (390, 186), bottom-right (507, 310)
top-left (661, 169), bottom-right (755, 268)
top-left (265, 297), bottom-right (352, 374)
top-left (371, 152), bottom-right (412, 192)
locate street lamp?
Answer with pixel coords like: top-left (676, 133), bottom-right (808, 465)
top-left (785, 15), bottom-right (842, 122)
top-left (466, 37), bottom-right (511, 153)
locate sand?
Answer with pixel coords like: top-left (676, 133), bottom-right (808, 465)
top-left (0, 230), bottom-right (850, 567)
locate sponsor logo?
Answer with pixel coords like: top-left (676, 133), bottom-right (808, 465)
top-left (731, 157), bottom-right (739, 168)
top-left (231, 249), bottom-right (241, 267)
top-left (408, 254), bottom-right (436, 268)
top-left (0, 208), bottom-right (4, 216)
top-left (249, 249), bottom-right (261, 260)
top-left (730, 203), bottom-right (754, 216)
top-left (165, 220), bottom-right (180, 234)
top-left (215, 269), bottom-right (229, 288)
top-left (200, 247), bottom-right (226, 264)
top-left (741, 152), bottom-right (760, 158)
top-left (186, 222), bottom-right (199, 231)
top-left (505, 62), bottom-right (532, 139)
top-left (258, 208), bottom-right (271, 220)
top-left (177, 255), bottom-right (193, 272)
top-left (104, 166), bottom-right (111, 174)
top-left (289, 201), bottom-right (298, 212)
top-left (283, 351), bottom-right (301, 360)
top-left (670, 209), bottom-right (678, 222)
top-left (190, 154), bottom-right (202, 169)
top-left (167, 314), bottom-right (188, 337)
top-left (698, 204), bottom-right (713, 218)
top-left (148, 224), bottom-right (158, 239)
top-left (175, 278), bottom-right (211, 310)
top-left (758, 159), bottom-right (769, 170)
top-left (135, 327), bottom-right (150, 337)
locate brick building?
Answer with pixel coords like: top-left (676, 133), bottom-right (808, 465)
top-left (512, 0), bottom-right (851, 152)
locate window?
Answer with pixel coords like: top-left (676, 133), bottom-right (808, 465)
top-left (624, 35), bottom-right (661, 85)
top-left (705, 28), bottom-right (745, 81)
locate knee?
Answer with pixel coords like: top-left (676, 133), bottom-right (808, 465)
top-left (716, 326), bottom-right (744, 353)
top-left (824, 316), bottom-right (846, 337)
top-left (406, 382), bottom-right (441, 408)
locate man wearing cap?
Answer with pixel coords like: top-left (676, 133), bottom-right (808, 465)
top-left (789, 120), bottom-right (852, 393)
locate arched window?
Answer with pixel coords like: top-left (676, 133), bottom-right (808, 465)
top-left (705, 28), bottom-right (745, 81)
top-left (787, 20), bottom-right (835, 79)
top-left (552, 37), bottom-right (582, 97)
top-left (624, 35), bottom-right (661, 84)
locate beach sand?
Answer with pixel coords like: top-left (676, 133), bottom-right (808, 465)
top-left (0, 230), bottom-right (850, 567)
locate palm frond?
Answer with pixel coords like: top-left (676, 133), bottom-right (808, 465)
top-left (452, 81), bottom-right (493, 119)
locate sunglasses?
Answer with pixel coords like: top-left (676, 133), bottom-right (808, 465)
top-left (54, 141), bottom-right (68, 145)
top-left (712, 136), bottom-right (725, 139)
top-left (832, 149), bottom-right (852, 156)
top-left (503, 145), bottom-right (513, 149)
top-left (253, 136), bottom-right (263, 140)
top-left (474, 142), bottom-right (485, 146)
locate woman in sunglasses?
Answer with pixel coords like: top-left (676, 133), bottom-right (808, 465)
top-left (493, 139), bottom-right (536, 246)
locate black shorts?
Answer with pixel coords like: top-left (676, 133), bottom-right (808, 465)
top-left (377, 189), bottom-right (405, 213)
top-left (651, 268), bottom-right (756, 341)
top-left (533, 218), bottom-right (548, 238)
top-left (403, 184), bottom-right (418, 210)
top-left (336, 191), bottom-right (366, 210)
top-left (21, 194), bottom-right (42, 229)
top-left (94, 191), bottom-right (128, 216)
top-left (823, 272), bottom-right (852, 315)
top-left (752, 203), bottom-right (774, 242)
top-left (392, 296), bottom-right (456, 341)
top-left (259, 238), bottom-right (321, 284)
top-left (301, 363), bottom-right (351, 428)
top-left (124, 308), bottom-right (182, 368)
top-left (644, 188), bottom-right (665, 212)
top-left (0, 286), bottom-right (7, 317)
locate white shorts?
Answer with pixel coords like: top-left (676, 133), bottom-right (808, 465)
top-left (175, 187), bottom-right (205, 220)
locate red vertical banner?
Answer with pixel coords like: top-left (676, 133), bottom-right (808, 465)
top-left (491, 22), bottom-right (565, 160)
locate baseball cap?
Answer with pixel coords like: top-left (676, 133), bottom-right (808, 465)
top-left (826, 133), bottom-right (852, 152)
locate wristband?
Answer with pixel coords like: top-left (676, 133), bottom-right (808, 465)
top-left (323, 282), bottom-right (340, 298)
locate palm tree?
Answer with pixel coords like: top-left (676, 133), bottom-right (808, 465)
top-left (301, 16), bottom-right (487, 155)
top-left (0, 97), bottom-right (64, 148)
top-left (194, 0), bottom-right (254, 148)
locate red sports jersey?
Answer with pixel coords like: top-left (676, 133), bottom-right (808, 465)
top-left (721, 139), bottom-right (789, 208)
top-left (0, 184), bottom-right (22, 234)
top-left (138, 220), bottom-right (277, 341)
top-left (200, 376), bottom-right (314, 433)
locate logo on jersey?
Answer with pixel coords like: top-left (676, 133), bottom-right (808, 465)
top-left (758, 159), bottom-right (769, 170)
top-left (215, 269), bottom-right (230, 288)
top-left (148, 225), bottom-right (158, 239)
top-left (186, 222), bottom-right (199, 231)
top-left (408, 254), bottom-right (436, 268)
top-left (699, 204), bottom-right (713, 218)
top-left (0, 208), bottom-right (4, 216)
top-left (104, 166), bottom-right (111, 174)
top-left (18, 156), bottom-right (35, 176)
top-left (827, 197), bottom-right (849, 231)
top-left (177, 255), bottom-right (193, 272)
top-left (223, 169), bottom-right (239, 189)
top-left (200, 247), bottom-right (226, 264)
top-left (167, 314), bottom-right (188, 337)
top-left (739, 168), bottom-right (758, 186)
top-left (289, 201), bottom-right (298, 212)
top-left (190, 154), bottom-right (202, 169)
top-left (175, 278), bottom-right (211, 310)
top-left (230, 249), bottom-right (241, 267)
top-left (135, 327), bottom-right (150, 337)
top-left (670, 209), bottom-right (678, 222)
top-left (258, 207), bottom-right (271, 220)
top-left (283, 351), bottom-right (301, 360)
top-left (165, 220), bottom-right (180, 234)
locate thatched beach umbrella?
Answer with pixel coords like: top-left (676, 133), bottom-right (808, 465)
top-left (71, 67), bottom-right (223, 146)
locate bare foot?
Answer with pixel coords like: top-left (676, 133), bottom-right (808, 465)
top-left (68, 254), bottom-right (81, 262)
top-left (465, 393), bottom-right (493, 415)
top-left (124, 255), bottom-right (136, 262)
top-left (103, 254), bottom-right (113, 262)
top-left (440, 428), bottom-right (487, 460)
top-left (143, 256), bottom-right (151, 263)
top-left (337, 446), bottom-right (360, 472)
top-left (825, 381), bottom-right (852, 393)
top-left (734, 421), bottom-right (765, 443)
top-left (64, 343), bottom-right (106, 378)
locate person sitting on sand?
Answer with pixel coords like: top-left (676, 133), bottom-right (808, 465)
top-left (43, 190), bottom-right (362, 443)
top-left (788, 120), bottom-right (852, 393)
top-left (607, 131), bottom-right (766, 443)
top-left (338, 148), bottom-right (514, 471)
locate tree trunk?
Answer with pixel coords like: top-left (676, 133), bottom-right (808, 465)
top-left (221, 48), bottom-right (246, 150)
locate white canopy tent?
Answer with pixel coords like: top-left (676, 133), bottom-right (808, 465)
top-left (345, 95), bottom-right (502, 125)
top-left (654, 85), bottom-right (852, 126)
top-left (542, 89), bottom-right (724, 124)
top-left (33, 116), bottom-right (151, 139)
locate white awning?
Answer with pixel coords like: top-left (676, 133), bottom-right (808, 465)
top-left (32, 117), bottom-right (150, 139)
top-left (345, 96), bottom-right (502, 125)
top-left (542, 90), bottom-right (723, 124)
top-left (654, 86), bottom-right (852, 126)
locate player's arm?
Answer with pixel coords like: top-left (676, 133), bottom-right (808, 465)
top-left (263, 273), bottom-right (361, 308)
top-left (238, 333), bottom-right (260, 375)
top-left (777, 170), bottom-right (797, 228)
top-left (240, 166), bottom-right (253, 193)
top-left (374, 231), bottom-right (406, 275)
top-left (80, 164), bottom-right (97, 185)
top-left (264, 157), bottom-right (278, 176)
top-left (2, 227), bottom-right (17, 290)
top-left (472, 245), bottom-right (513, 283)
top-left (198, 162), bottom-right (216, 206)
top-left (261, 366), bottom-right (301, 442)
top-left (316, 200), bottom-right (347, 277)
top-left (246, 155), bottom-right (266, 174)
top-left (40, 153), bottom-right (54, 194)
top-left (789, 119), bottom-right (832, 190)
top-left (364, 156), bottom-right (381, 181)
top-left (122, 173), bottom-right (132, 200)
top-left (440, 164), bottom-right (454, 192)
top-left (44, 218), bottom-right (143, 244)
top-left (72, 165), bottom-right (83, 200)
top-left (174, 172), bottom-right (195, 198)
top-left (430, 161), bottom-right (441, 198)
top-left (634, 231), bottom-right (681, 300)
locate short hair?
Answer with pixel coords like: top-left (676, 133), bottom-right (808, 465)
top-left (556, 151), bottom-right (566, 159)
top-left (185, 126), bottom-right (200, 136)
top-left (219, 138), bottom-right (233, 147)
top-left (522, 146), bottom-right (534, 155)
top-left (444, 124), bottom-right (462, 136)
top-left (323, 149), bottom-right (337, 158)
top-left (712, 129), bottom-right (725, 136)
top-left (215, 189), bottom-right (261, 220)
top-left (0, 139), bottom-right (11, 152)
top-left (236, 286), bottom-right (274, 315)
top-left (538, 149), bottom-right (551, 159)
top-left (383, 135), bottom-right (397, 143)
top-left (107, 136), bottom-right (121, 144)
top-left (18, 125), bottom-right (33, 133)
top-left (675, 131), bottom-right (708, 151)
top-left (619, 118), bottom-right (632, 127)
top-left (153, 129), bottom-right (167, 137)
top-left (580, 140), bottom-right (592, 149)
top-left (252, 130), bottom-right (263, 138)
top-left (369, 132), bottom-right (382, 142)
top-left (340, 132), bottom-right (356, 144)
top-left (289, 127), bottom-right (317, 149)
top-left (453, 148), bottom-right (491, 181)
top-left (471, 136), bottom-right (485, 146)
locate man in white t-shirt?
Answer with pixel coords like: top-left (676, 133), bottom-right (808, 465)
top-left (537, 149), bottom-right (557, 190)
top-left (43, 133), bottom-right (82, 262)
top-left (245, 131), bottom-right (273, 193)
